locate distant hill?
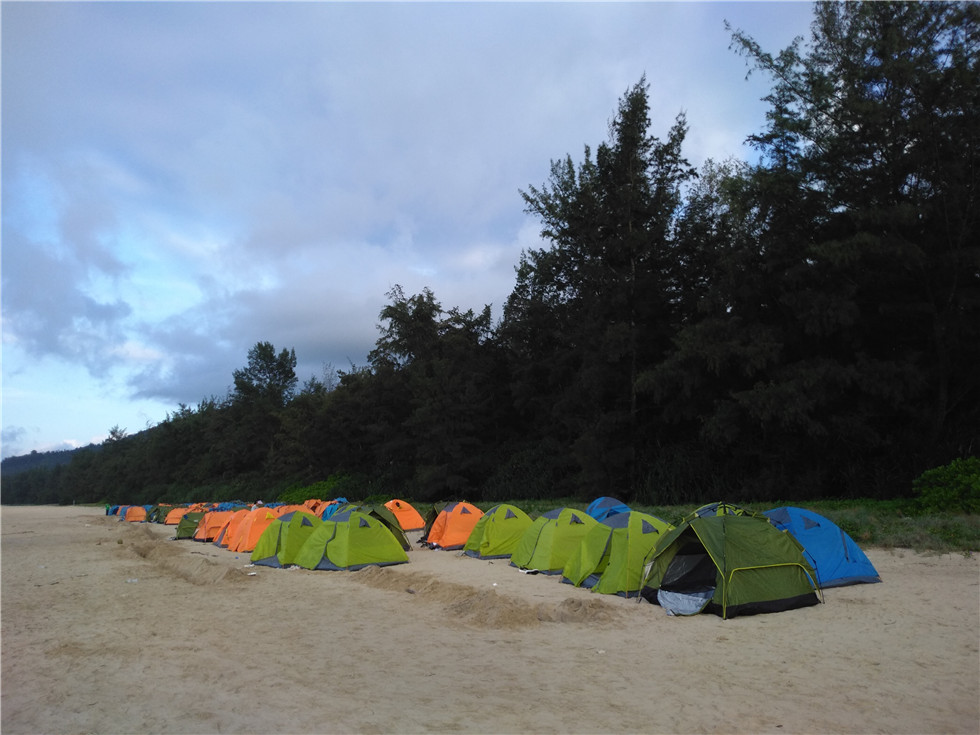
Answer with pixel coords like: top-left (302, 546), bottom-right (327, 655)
top-left (1, 448), bottom-right (84, 477)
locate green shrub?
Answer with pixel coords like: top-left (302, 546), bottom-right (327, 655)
top-left (912, 457), bottom-right (980, 515)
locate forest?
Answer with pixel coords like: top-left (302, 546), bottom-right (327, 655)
top-left (4, 2), bottom-right (978, 508)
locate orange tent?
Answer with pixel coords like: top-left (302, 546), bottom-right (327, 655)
top-left (166, 503), bottom-right (211, 524)
top-left (124, 506), bottom-right (147, 522)
top-left (424, 502), bottom-right (484, 550)
top-left (213, 508), bottom-right (250, 548)
top-left (272, 504), bottom-right (309, 518)
top-left (193, 510), bottom-right (236, 542)
top-left (384, 499), bottom-right (425, 531)
top-left (229, 507), bottom-right (279, 552)
top-left (164, 507), bottom-right (191, 524)
top-left (306, 499), bottom-right (340, 517)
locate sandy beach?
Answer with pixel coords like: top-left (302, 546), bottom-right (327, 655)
top-left (1, 504), bottom-right (977, 734)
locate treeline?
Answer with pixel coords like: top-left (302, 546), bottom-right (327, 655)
top-left (5, 2), bottom-right (978, 507)
top-left (1, 449), bottom-right (77, 477)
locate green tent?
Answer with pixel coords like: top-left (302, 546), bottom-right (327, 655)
top-left (682, 501), bottom-right (763, 522)
top-left (463, 504), bottom-right (533, 559)
top-left (146, 504), bottom-right (175, 523)
top-left (640, 514), bottom-right (821, 618)
top-left (510, 507), bottom-right (598, 574)
top-left (561, 511), bottom-right (673, 597)
top-left (174, 512), bottom-right (205, 540)
top-left (294, 511), bottom-right (409, 570)
top-left (352, 504), bottom-right (412, 551)
top-left (251, 511), bottom-right (322, 568)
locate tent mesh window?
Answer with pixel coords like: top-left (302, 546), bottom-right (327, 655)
top-left (661, 542), bottom-right (717, 594)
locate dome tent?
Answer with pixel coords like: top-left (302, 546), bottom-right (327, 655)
top-left (250, 511), bottom-right (322, 568)
top-left (147, 504), bottom-right (176, 523)
top-left (683, 501), bottom-right (762, 521)
top-left (384, 499), bottom-right (425, 531)
top-left (641, 513), bottom-right (821, 618)
top-left (585, 496), bottom-right (631, 522)
top-left (327, 503), bottom-right (411, 551)
top-left (562, 511), bottom-right (673, 597)
top-left (226, 506), bottom-right (279, 553)
top-left (510, 507), bottom-right (598, 574)
top-left (294, 510), bottom-right (408, 571)
top-left (174, 512), bottom-right (206, 540)
top-left (422, 502), bottom-right (484, 550)
top-left (764, 506), bottom-right (880, 588)
top-left (321, 498), bottom-right (349, 520)
top-left (124, 505), bottom-right (149, 522)
top-left (212, 508), bottom-right (250, 548)
top-left (165, 505), bottom-right (204, 525)
top-left (463, 504), bottom-right (533, 559)
top-left (194, 510), bottom-right (239, 542)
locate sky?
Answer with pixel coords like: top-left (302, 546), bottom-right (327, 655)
top-left (1, 1), bottom-right (816, 460)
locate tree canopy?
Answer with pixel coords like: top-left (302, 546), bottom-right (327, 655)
top-left (233, 341), bottom-right (298, 408)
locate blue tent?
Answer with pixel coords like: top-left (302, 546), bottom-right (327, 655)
top-left (586, 496), bottom-right (631, 521)
top-left (212, 501), bottom-right (248, 512)
top-left (764, 506), bottom-right (880, 588)
top-left (321, 498), bottom-right (349, 520)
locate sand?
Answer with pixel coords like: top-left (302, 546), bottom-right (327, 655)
top-left (1, 505), bottom-right (977, 735)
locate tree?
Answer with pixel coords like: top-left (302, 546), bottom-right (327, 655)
top-left (502, 77), bottom-right (695, 495)
top-left (367, 286), bottom-right (506, 500)
top-left (647, 1), bottom-right (979, 497)
top-left (232, 341), bottom-right (298, 408)
top-left (221, 342), bottom-right (298, 478)
top-left (748, 2), bottom-right (979, 451)
top-left (368, 285), bottom-right (442, 369)
top-left (104, 425), bottom-right (128, 444)
top-left (402, 303), bottom-right (502, 500)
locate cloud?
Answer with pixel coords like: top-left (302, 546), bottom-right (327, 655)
top-left (1, 230), bottom-right (132, 372)
top-left (2, 0), bottom-right (817, 455)
top-left (1, 425), bottom-right (27, 447)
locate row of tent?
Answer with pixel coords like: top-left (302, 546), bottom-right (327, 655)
top-left (420, 499), bottom-right (880, 618)
top-left (110, 498), bottom-right (424, 542)
top-left (112, 496), bottom-right (879, 619)
top-left (112, 498), bottom-right (426, 571)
